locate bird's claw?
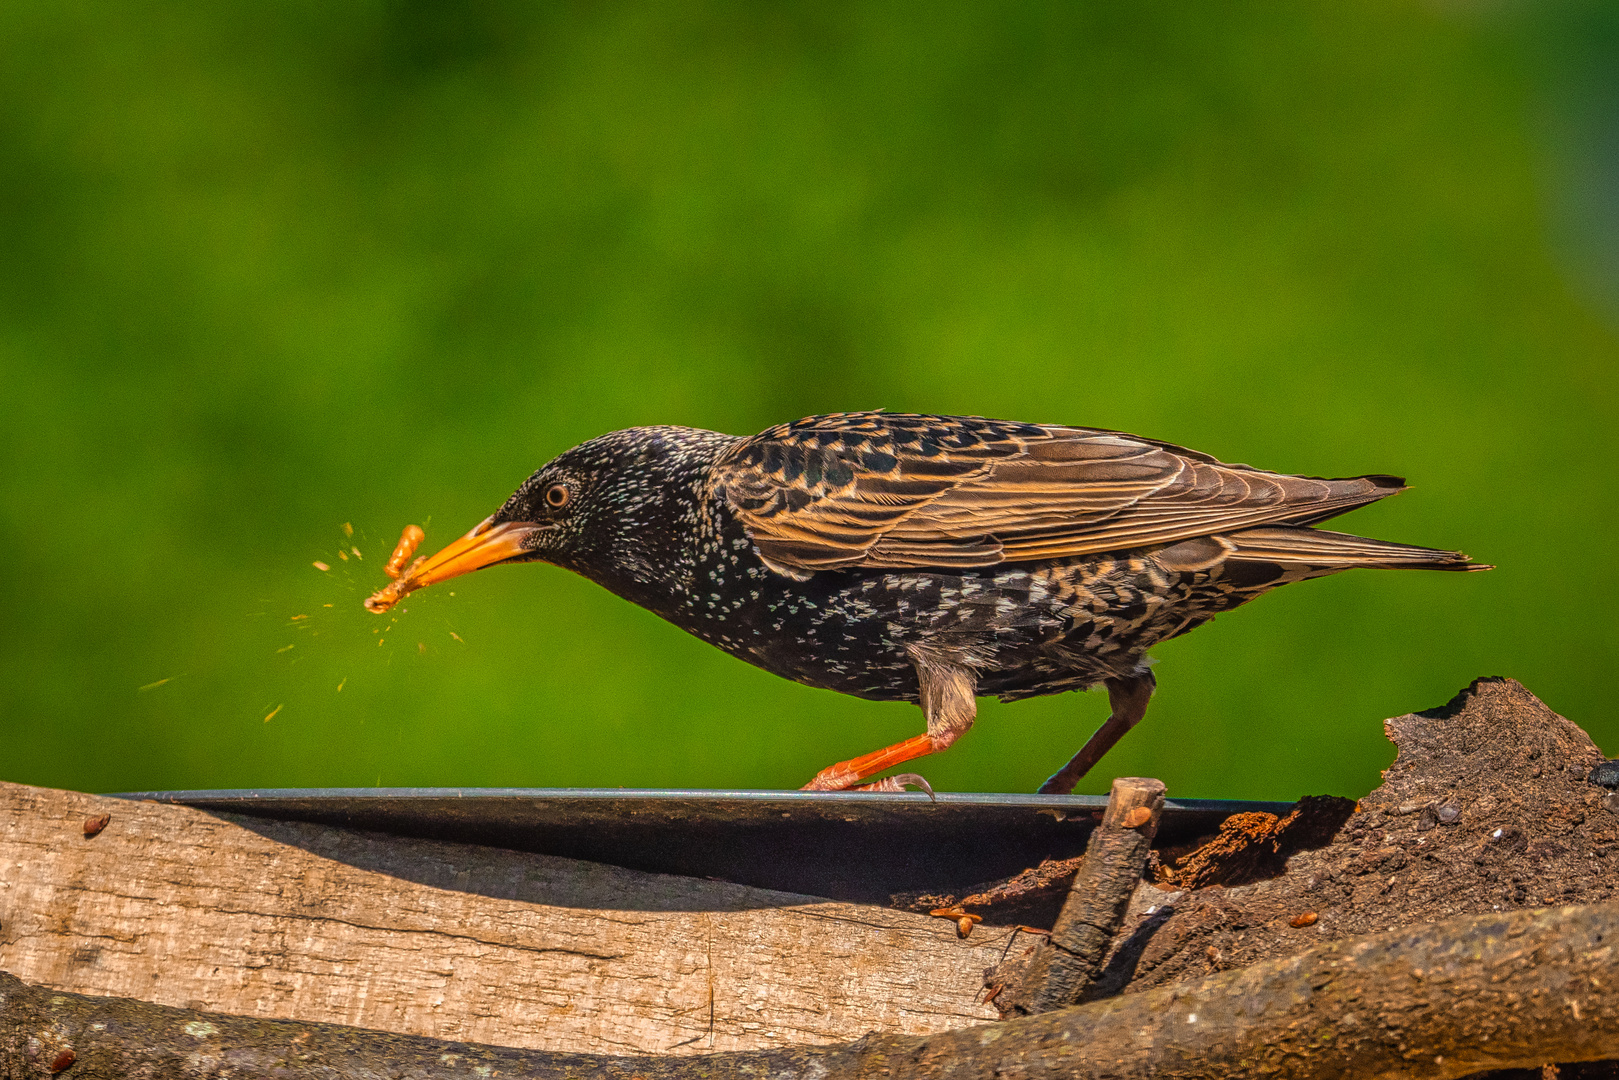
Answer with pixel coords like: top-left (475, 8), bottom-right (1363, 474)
top-left (853, 773), bottom-right (936, 800)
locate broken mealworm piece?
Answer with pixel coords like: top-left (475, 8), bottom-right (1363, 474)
top-left (366, 576), bottom-right (410, 613)
top-left (385, 525), bottom-right (426, 580)
top-left (367, 527), bottom-right (431, 613)
top-left (929, 905), bottom-right (983, 938)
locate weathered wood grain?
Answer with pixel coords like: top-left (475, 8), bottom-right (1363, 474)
top-left (0, 781), bottom-right (1002, 1055)
top-left (8, 905), bottom-right (1619, 1079)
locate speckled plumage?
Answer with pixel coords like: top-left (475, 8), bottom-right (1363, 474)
top-left (417, 412), bottom-right (1488, 793)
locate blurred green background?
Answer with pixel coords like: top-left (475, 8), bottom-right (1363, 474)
top-left (2, 1), bottom-right (1615, 801)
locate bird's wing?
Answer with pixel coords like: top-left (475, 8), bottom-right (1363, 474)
top-left (712, 412), bottom-right (1404, 577)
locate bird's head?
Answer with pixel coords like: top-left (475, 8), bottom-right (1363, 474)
top-left (365, 425), bottom-right (736, 612)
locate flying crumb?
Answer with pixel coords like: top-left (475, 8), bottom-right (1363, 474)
top-left (342, 522), bottom-right (353, 537)
top-left (137, 678), bottom-right (172, 693)
top-left (336, 678), bottom-right (346, 693)
top-left (313, 561), bottom-right (330, 572)
top-left (449, 631), bottom-right (464, 643)
top-left (264, 704), bottom-right (283, 723)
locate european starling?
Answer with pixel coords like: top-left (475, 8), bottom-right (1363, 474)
top-left (367, 412), bottom-right (1488, 794)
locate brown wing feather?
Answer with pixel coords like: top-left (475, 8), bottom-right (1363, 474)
top-left (712, 412), bottom-right (1405, 577)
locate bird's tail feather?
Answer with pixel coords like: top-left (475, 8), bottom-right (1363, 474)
top-left (1226, 527), bottom-right (1491, 571)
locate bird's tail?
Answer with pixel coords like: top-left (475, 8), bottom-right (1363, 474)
top-left (1225, 526), bottom-right (1491, 571)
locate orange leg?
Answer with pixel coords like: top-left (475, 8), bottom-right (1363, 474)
top-left (801, 733), bottom-right (937, 791)
top-left (802, 651), bottom-right (978, 794)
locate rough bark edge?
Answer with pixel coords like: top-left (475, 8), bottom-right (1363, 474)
top-left (7, 904), bottom-right (1619, 1079)
top-left (1013, 776), bottom-right (1165, 1013)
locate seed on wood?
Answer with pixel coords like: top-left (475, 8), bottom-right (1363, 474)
top-left (1291, 911), bottom-right (1318, 928)
top-left (385, 525), bottom-right (426, 580)
top-left (50, 1049), bottom-right (75, 1072)
top-left (1123, 806), bottom-right (1153, 829)
top-left (82, 814), bottom-right (110, 838)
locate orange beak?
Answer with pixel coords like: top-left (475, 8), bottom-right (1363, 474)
top-left (364, 517), bottom-right (547, 613)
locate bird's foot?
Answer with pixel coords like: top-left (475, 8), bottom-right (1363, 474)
top-left (852, 773), bottom-right (936, 800)
top-left (801, 767), bottom-right (937, 800)
top-left (800, 733), bottom-right (937, 791)
top-left (801, 763), bottom-right (862, 791)
top-left (1036, 773), bottom-right (1075, 796)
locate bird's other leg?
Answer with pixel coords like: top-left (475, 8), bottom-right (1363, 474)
top-left (1037, 670), bottom-right (1156, 795)
top-left (801, 651), bottom-right (978, 792)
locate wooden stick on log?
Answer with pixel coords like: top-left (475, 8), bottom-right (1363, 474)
top-left (6, 904), bottom-right (1619, 1079)
top-left (1012, 775), bottom-right (1166, 1014)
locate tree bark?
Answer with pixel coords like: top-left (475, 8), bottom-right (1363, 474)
top-left (6, 903), bottom-right (1618, 1079)
top-left (1013, 777), bottom-right (1165, 1013)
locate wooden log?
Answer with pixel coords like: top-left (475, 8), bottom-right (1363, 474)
top-left (1012, 776), bottom-right (1165, 1013)
top-left (6, 904), bottom-right (1619, 1079)
top-left (0, 780), bottom-right (1001, 1056)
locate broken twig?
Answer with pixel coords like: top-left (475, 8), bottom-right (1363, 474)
top-left (1012, 776), bottom-right (1166, 1014)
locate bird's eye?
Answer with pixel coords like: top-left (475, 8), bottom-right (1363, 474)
top-left (544, 483), bottom-right (571, 509)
